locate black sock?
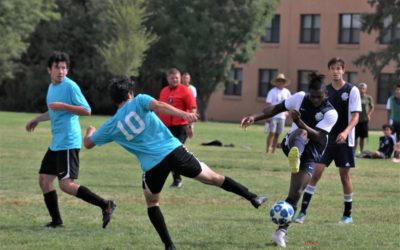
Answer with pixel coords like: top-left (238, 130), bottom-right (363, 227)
top-left (76, 185), bottom-right (107, 209)
top-left (285, 197), bottom-right (297, 214)
top-left (343, 201), bottom-right (352, 217)
top-left (44, 190), bottom-right (63, 224)
top-left (300, 192), bottom-right (313, 214)
top-left (148, 206), bottom-right (173, 247)
top-left (220, 176), bottom-right (256, 200)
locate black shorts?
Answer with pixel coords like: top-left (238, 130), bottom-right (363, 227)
top-left (168, 125), bottom-right (188, 144)
top-left (355, 121), bottom-right (369, 139)
top-left (281, 133), bottom-right (328, 175)
top-left (319, 144), bottom-right (355, 168)
top-left (39, 148), bottom-right (80, 180)
top-left (142, 146), bottom-right (202, 194)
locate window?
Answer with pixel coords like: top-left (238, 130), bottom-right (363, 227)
top-left (300, 14), bottom-right (320, 43)
top-left (258, 69), bottom-right (278, 97)
top-left (224, 68), bottom-right (243, 96)
top-left (344, 72), bottom-right (358, 83)
top-left (261, 15), bottom-right (280, 43)
top-left (380, 15), bottom-right (400, 44)
top-left (339, 14), bottom-right (361, 44)
top-left (377, 73), bottom-right (395, 104)
top-left (298, 70), bottom-right (315, 92)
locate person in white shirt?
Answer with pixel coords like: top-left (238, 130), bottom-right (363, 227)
top-left (265, 73), bottom-right (292, 154)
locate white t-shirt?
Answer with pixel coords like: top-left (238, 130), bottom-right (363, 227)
top-left (266, 87), bottom-right (291, 119)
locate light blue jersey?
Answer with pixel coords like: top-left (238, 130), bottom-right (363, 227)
top-left (91, 94), bottom-right (181, 172)
top-left (47, 77), bottom-right (91, 151)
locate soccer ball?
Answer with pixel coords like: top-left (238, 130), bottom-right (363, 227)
top-left (269, 200), bottom-right (294, 225)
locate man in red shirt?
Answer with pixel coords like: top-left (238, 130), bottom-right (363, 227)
top-left (159, 68), bottom-right (197, 188)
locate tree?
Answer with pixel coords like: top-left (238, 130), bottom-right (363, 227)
top-left (354, 0), bottom-right (400, 81)
top-left (98, 0), bottom-right (156, 77)
top-left (0, 0), bottom-right (59, 80)
top-left (140, 0), bottom-right (279, 120)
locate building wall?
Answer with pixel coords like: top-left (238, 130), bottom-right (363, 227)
top-left (206, 0), bottom-right (396, 129)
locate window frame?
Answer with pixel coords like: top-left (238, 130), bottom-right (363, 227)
top-left (339, 13), bottom-right (361, 44)
top-left (261, 15), bottom-right (280, 43)
top-left (258, 69), bottom-right (278, 97)
top-left (300, 14), bottom-right (321, 44)
top-left (224, 67), bottom-right (243, 96)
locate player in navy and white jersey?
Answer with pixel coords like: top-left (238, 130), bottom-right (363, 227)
top-left (241, 73), bottom-right (338, 247)
top-left (25, 51), bottom-right (115, 229)
top-left (296, 57), bottom-right (362, 225)
top-left (83, 77), bottom-right (267, 250)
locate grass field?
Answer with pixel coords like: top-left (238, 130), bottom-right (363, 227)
top-left (0, 111), bottom-right (399, 250)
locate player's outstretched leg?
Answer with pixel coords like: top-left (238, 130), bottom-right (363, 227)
top-left (195, 162), bottom-right (267, 208)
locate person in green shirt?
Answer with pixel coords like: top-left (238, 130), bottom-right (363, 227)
top-left (386, 84), bottom-right (400, 141)
top-left (355, 83), bottom-right (374, 155)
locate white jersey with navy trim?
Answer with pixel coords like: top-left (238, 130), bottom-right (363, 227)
top-left (326, 82), bottom-right (362, 146)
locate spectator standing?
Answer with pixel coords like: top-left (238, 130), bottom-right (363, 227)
top-left (386, 84), bottom-right (400, 141)
top-left (158, 68), bottom-right (197, 188)
top-left (265, 73), bottom-right (291, 154)
top-left (354, 82), bottom-right (374, 155)
top-left (182, 72), bottom-right (197, 99)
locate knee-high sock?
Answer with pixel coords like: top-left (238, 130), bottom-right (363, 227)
top-left (148, 206), bottom-right (173, 247)
top-left (343, 193), bottom-right (353, 217)
top-left (44, 190), bottom-right (62, 224)
top-left (76, 185), bottom-right (107, 209)
top-left (220, 176), bottom-right (257, 200)
top-left (292, 136), bottom-right (306, 154)
top-left (300, 185), bottom-right (316, 214)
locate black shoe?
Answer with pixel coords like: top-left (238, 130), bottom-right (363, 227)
top-left (165, 244), bottom-right (176, 250)
top-left (170, 180), bottom-right (183, 188)
top-left (45, 221), bottom-right (64, 228)
top-left (250, 195), bottom-right (268, 209)
top-left (102, 200), bottom-right (116, 228)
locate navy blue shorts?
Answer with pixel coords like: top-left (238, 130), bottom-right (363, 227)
top-left (142, 146), bottom-right (202, 194)
top-left (281, 134), bottom-right (327, 176)
top-left (39, 148), bottom-right (80, 180)
top-left (319, 143), bottom-right (355, 168)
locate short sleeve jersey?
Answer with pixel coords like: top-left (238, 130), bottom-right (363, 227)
top-left (266, 87), bottom-right (291, 119)
top-left (359, 95), bottom-right (374, 122)
top-left (284, 92), bottom-right (338, 135)
top-left (90, 94), bottom-right (181, 172)
top-left (158, 84), bottom-right (197, 127)
top-left (378, 135), bottom-right (396, 158)
top-left (326, 82), bottom-right (362, 146)
top-left (47, 77), bottom-right (91, 151)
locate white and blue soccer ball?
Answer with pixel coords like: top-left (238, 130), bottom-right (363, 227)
top-left (270, 200), bottom-right (294, 225)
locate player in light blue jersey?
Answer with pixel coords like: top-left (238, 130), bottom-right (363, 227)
top-left (84, 77), bottom-right (267, 250)
top-left (26, 51), bottom-right (115, 229)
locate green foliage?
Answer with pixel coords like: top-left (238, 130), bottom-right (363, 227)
top-left (0, 0), bottom-right (59, 79)
top-left (98, 0), bottom-right (156, 77)
top-left (140, 0), bottom-right (279, 119)
top-left (1, 111), bottom-right (400, 249)
top-left (354, 0), bottom-right (400, 80)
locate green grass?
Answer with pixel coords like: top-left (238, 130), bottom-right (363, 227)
top-left (0, 111), bottom-right (399, 250)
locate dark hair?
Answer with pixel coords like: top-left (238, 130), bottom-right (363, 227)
top-left (47, 51), bottom-right (70, 69)
top-left (382, 124), bottom-right (393, 131)
top-left (308, 72), bottom-right (326, 91)
top-left (327, 57), bottom-right (345, 69)
top-left (108, 77), bottom-right (135, 104)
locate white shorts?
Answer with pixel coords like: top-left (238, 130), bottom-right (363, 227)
top-left (265, 118), bottom-right (285, 134)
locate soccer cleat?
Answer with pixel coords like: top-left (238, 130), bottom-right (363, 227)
top-left (288, 147), bottom-right (300, 173)
top-left (339, 216), bottom-right (353, 224)
top-left (294, 212), bottom-right (306, 224)
top-left (102, 200), bottom-right (116, 228)
top-left (250, 195), bottom-right (268, 209)
top-left (272, 229), bottom-right (287, 248)
top-left (45, 221), bottom-right (64, 228)
top-left (170, 180), bottom-right (183, 188)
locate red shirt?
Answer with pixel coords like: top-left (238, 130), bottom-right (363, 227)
top-left (158, 83), bottom-right (197, 127)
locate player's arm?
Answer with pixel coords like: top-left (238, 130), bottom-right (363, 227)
top-left (25, 111), bottom-right (50, 132)
top-left (49, 102), bottom-right (91, 116)
top-left (241, 102), bottom-right (286, 128)
top-left (337, 87), bottom-right (361, 144)
top-left (83, 126), bottom-right (96, 149)
top-left (368, 97), bottom-right (375, 121)
top-left (150, 100), bottom-right (198, 123)
top-left (290, 110), bottom-right (327, 142)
